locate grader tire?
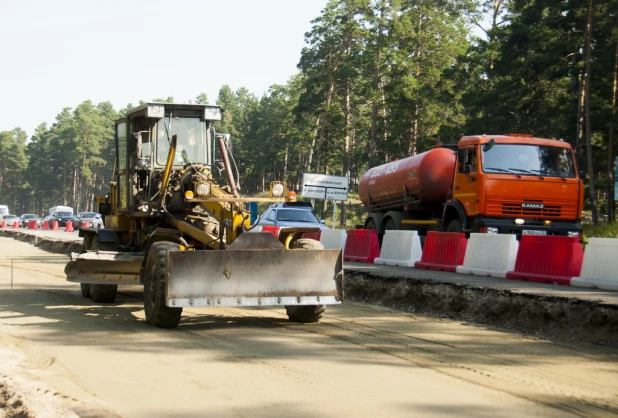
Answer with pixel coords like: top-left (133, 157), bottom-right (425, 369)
top-left (81, 234), bottom-right (93, 253)
top-left (89, 235), bottom-right (118, 303)
top-left (80, 283), bottom-right (91, 298)
top-left (90, 284), bottom-right (118, 303)
top-left (143, 241), bottom-right (183, 329)
top-left (79, 234), bottom-right (94, 298)
top-left (285, 305), bottom-right (326, 323)
top-left (285, 238), bottom-right (326, 323)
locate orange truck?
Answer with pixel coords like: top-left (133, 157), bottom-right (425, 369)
top-left (358, 134), bottom-right (584, 238)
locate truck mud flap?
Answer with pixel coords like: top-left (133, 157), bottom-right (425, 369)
top-left (65, 251), bottom-right (143, 285)
top-left (166, 249), bottom-right (343, 308)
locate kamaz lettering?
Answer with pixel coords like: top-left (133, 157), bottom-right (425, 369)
top-left (522, 203), bottom-right (544, 209)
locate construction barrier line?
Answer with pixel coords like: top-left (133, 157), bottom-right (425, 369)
top-left (319, 229), bottom-right (347, 253)
top-left (374, 230), bottom-right (422, 267)
top-left (456, 233), bottom-right (518, 278)
top-left (414, 231), bottom-right (467, 272)
top-left (571, 237), bottom-right (618, 291)
top-left (343, 229), bottom-right (380, 263)
top-left (506, 235), bottom-right (583, 286)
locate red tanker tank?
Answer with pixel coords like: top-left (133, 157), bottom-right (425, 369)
top-left (359, 148), bottom-right (455, 211)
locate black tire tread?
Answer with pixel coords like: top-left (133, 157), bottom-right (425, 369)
top-left (285, 305), bottom-right (326, 323)
top-left (285, 238), bottom-right (326, 323)
top-left (447, 219), bottom-right (462, 233)
top-left (144, 242), bottom-right (182, 329)
top-left (80, 283), bottom-right (90, 298)
top-left (90, 284), bottom-right (118, 303)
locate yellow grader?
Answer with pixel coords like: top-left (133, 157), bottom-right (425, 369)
top-left (65, 103), bottom-right (343, 328)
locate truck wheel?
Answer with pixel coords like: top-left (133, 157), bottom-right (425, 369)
top-left (285, 238), bottom-right (326, 323)
top-left (81, 234), bottom-right (93, 253)
top-left (384, 218), bottom-right (396, 231)
top-left (79, 235), bottom-right (93, 298)
top-left (90, 284), bottom-right (118, 303)
top-left (447, 219), bottom-right (463, 233)
top-left (365, 219), bottom-right (377, 230)
top-left (286, 305), bottom-right (326, 323)
top-left (89, 236), bottom-right (118, 303)
top-left (80, 283), bottom-right (91, 298)
top-left (143, 241), bottom-right (183, 329)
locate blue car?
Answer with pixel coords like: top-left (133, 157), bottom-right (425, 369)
top-left (257, 202), bottom-right (328, 230)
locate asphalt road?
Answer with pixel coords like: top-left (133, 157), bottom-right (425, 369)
top-left (0, 237), bottom-right (616, 417)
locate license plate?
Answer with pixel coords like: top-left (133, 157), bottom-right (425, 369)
top-left (522, 230), bottom-right (547, 236)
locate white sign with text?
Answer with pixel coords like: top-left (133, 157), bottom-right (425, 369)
top-left (302, 173), bottom-right (349, 201)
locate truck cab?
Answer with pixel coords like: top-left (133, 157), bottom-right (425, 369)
top-left (444, 134), bottom-right (583, 237)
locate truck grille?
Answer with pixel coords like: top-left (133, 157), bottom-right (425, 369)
top-left (485, 198), bottom-right (578, 219)
top-left (501, 203), bottom-right (561, 217)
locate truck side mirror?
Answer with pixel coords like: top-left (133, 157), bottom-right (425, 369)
top-left (482, 138), bottom-right (495, 152)
top-left (462, 164), bottom-right (472, 174)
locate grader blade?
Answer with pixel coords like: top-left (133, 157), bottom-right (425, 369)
top-left (165, 248), bottom-right (343, 308)
top-left (65, 251), bottom-right (144, 285)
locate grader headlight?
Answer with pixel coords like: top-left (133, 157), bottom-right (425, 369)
top-left (196, 183), bottom-right (210, 198)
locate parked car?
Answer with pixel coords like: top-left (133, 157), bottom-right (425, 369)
top-left (257, 202), bottom-right (328, 230)
top-left (43, 211), bottom-right (75, 227)
top-left (19, 213), bottom-right (42, 228)
top-left (72, 212), bottom-right (103, 229)
top-left (0, 214), bottom-right (19, 226)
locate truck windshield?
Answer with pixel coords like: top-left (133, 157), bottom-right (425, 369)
top-left (482, 144), bottom-right (576, 178)
top-left (157, 117), bottom-right (207, 166)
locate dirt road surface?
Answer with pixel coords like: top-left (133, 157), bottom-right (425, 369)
top-left (0, 236), bottom-right (616, 417)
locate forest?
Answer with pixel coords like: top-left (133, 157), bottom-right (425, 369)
top-left (0, 0), bottom-right (616, 227)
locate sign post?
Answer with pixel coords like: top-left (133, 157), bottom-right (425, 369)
top-left (301, 173), bottom-right (349, 228)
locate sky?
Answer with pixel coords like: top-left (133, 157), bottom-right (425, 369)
top-left (0, 0), bottom-right (328, 138)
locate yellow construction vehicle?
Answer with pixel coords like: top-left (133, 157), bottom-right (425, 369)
top-left (65, 103), bottom-right (343, 328)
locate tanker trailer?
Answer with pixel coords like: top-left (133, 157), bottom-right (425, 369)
top-left (359, 134), bottom-right (584, 239)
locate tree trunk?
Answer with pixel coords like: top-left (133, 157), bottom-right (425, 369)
top-left (282, 145), bottom-right (288, 188)
top-left (606, 45), bottom-right (618, 222)
top-left (306, 117), bottom-right (320, 172)
top-left (315, 81), bottom-right (336, 175)
top-left (62, 162), bottom-right (67, 205)
top-left (341, 77), bottom-right (351, 227)
top-left (583, 0), bottom-right (598, 225)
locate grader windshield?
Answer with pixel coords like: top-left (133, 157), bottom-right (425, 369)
top-left (156, 117), bottom-right (208, 165)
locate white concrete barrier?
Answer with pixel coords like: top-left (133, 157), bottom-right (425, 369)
top-left (320, 229), bottom-right (347, 252)
top-left (571, 238), bottom-right (618, 291)
top-left (374, 230), bottom-right (422, 267)
top-left (456, 233), bottom-right (518, 278)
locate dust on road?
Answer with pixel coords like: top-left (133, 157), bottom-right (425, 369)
top-left (0, 237), bottom-right (616, 417)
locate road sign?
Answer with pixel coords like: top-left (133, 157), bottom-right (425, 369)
top-left (302, 173), bottom-right (349, 201)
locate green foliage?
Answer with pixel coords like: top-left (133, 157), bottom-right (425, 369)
top-left (583, 222), bottom-right (618, 244)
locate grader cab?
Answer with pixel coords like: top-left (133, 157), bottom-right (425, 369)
top-left (65, 103), bottom-right (343, 328)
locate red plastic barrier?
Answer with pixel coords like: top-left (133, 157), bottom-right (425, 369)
top-left (343, 229), bottom-right (380, 263)
top-left (261, 226), bottom-right (281, 238)
top-left (12, 221), bottom-right (19, 229)
top-left (81, 221), bottom-right (89, 228)
top-left (42, 221), bottom-right (50, 230)
top-left (0, 221), bottom-right (6, 229)
top-left (28, 220), bottom-right (38, 229)
top-left (65, 222), bottom-right (74, 232)
top-left (506, 235), bottom-right (583, 285)
top-left (414, 232), bottom-right (467, 272)
top-left (51, 221), bottom-right (59, 231)
top-left (302, 231), bottom-right (321, 241)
